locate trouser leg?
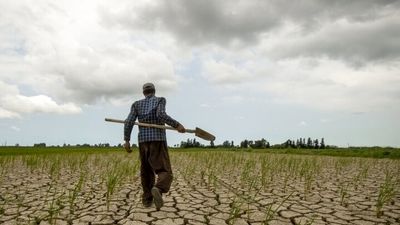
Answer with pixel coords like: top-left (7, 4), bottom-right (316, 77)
top-left (148, 141), bottom-right (173, 193)
top-left (139, 142), bottom-right (155, 201)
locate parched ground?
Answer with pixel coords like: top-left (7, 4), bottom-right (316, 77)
top-left (0, 150), bottom-right (399, 225)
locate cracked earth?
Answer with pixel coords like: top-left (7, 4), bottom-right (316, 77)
top-left (0, 151), bottom-right (399, 225)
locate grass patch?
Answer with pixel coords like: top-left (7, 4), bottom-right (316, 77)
top-left (0, 147), bottom-right (127, 156)
top-left (172, 147), bottom-right (400, 159)
top-left (0, 146), bottom-right (399, 159)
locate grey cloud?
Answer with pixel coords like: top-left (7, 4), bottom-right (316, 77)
top-left (269, 16), bottom-right (400, 65)
top-left (29, 46), bottom-right (178, 104)
top-left (101, 0), bottom-right (399, 46)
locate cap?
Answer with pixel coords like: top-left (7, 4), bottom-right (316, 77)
top-left (143, 83), bottom-right (155, 91)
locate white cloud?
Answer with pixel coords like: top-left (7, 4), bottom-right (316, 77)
top-left (320, 118), bottom-right (330, 123)
top-left (0, 0), bottom-right (179, 109)
top-left (299, 121), bottom-right (307, 126)
top-left (260, 58), bottom-right (400, 112)
top-left (0, 108), bottom-right (19, 119)
top-left (10, 126), bottom-right (20, 132)
top-left (221, 96), bottom-right (245, 104)
top-left (203, 60), bottom-right (252, 84)
top-left (200, 103), bottom-right (211, 108)
top-left (234, 115), bottom-right (245, 120)
top-left (0, 81), bottom-right (80, 118)
top-left (200, 57), bottom-right (400, 112)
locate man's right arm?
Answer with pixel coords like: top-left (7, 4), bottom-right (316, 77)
top-left (156, 97), bottom-right (185, 133)
top-left (124, 103), bottom-right (138, 145)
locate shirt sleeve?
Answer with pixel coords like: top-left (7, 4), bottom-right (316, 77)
top-left (156, 97), bottom-right (180, 128)
top-left (124, 103), bottom-right (138, 141)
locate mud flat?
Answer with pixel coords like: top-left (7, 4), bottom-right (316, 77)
top-left (0, 150), bottom-right (399, 224)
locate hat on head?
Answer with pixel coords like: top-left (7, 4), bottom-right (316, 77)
top-left (143, 82), bottom-right (155, 91)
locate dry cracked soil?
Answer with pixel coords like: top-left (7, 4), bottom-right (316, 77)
top-left (0, 151), bottom-right (399, 225)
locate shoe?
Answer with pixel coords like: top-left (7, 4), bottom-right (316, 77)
top-left (151, 187), bottom-right (164, 211)
top-left (142, 199), bottom-right (153, 208)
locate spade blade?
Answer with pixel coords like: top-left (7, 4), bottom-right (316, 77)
top-left (195, 127), bottom-right (216, 141)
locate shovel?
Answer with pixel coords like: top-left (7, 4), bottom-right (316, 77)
top-left (105, 118), bottom-right (216, 141)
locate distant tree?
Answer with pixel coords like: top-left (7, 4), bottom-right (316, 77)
top-left (210, 140), bottom-right (215, 148)
top-left (180, 138), bottom-right (202, 148)
top-left (307, 138), bottom-right (312, 148)
top-left (250, 138), bottom-right (268, 149)
top-left (248, 140), bottom-right (254, 147)
top-left (320, 138), bottom-right (325, 149)
top-left (33, 143), bottom-right (46, 147)
top-left (262, 138), bottom-right (268, 148)
top-left (222, 140), bottom-right (231, 148)
top-left (314, 139), bottom-right (319, 149)
top-left (284, 139), bottom-right (290, 148)
top-left (240, 140), bottom-right (249, 148)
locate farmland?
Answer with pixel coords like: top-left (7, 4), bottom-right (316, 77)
top-left (0, 147), bottom-right (399, 225)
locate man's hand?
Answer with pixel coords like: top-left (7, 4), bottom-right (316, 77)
top-left (124, 141), bottom-right (132, 153)
top-left (177, 124), bottom-right (186, 133)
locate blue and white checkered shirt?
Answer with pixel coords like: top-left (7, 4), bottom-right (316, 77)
top-left (124, 94), bottom-right (180, 143)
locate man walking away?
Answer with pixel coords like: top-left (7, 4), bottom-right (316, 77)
top-left (124, 83), bottom-right (185, 210)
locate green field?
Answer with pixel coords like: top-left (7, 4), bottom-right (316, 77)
top-left (1, 147), bottom-right (399, 224)
top-left (1, 146), bottom-right (399, 159)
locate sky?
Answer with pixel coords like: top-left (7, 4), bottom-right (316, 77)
top-left (0, 0), bottom-right (400, 147)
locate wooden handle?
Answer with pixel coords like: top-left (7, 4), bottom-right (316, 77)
top-left (105, 118), bottom-right (195, 133)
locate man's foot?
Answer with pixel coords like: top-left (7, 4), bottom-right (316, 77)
top-left (151, 187), bottom-right (164, 211)
top-left (142, 199), bottom-right (153, 208)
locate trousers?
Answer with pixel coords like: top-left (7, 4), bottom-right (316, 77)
top-left (139, 141), bottom-right (173, 200)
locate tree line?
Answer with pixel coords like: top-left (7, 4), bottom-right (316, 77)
top-left (27, 137), bottom-right (329, 149)
top-left (179, 137), bottom-right (330, 149)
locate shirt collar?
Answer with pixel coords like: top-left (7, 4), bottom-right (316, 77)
top-left (145, 94), bottom-right (155, 98)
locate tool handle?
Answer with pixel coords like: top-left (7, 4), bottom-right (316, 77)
top-left (105, 118), bottom-right (195, 133)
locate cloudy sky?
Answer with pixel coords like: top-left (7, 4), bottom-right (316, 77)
top-left (1, 0), bottom-right (399, 147)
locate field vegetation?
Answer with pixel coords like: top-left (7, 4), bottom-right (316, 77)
top-left (0, 147), bottom-right (399, 224)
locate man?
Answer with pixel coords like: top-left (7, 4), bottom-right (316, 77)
top-left (124, 83), bottom-right (185, 210)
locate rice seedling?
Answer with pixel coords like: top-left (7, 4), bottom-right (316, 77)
top-left (68, 172), bottom-right (85, 216)
top-left (105, 164), bottom-right (123, 210)
top-left (376, 169), bottom-right (396, 217)
top-left (47, 192), bottom-right (65, 225)
top-left (352, 161), bottom-right (370, 190)
top-left (0, 190), bottom-right (8, 216)
top-left (24, 155), bottom-right (40, 173)
top-left (263, 192), bottom-right (293, 225)
top-left (299, 158), bottom-right (319, 199)
top-left (240, 159), bottom-right (255, 188)
top-left (302, 215), bottom-right (316, 225)
top-left (228, 197), bottom-right (244, 225)
top-left (244, 178), bottom-right (262, 220)
top-left (260, 157), bottom-right (270, 189)
top-left (339, 181), bottom-right (350, 207)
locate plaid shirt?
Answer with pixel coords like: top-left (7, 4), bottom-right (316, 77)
top-left (124, 94), bottom-right (180, 143)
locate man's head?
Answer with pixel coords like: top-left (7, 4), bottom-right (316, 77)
top-left (143, 82), bottom-right (155, 96)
